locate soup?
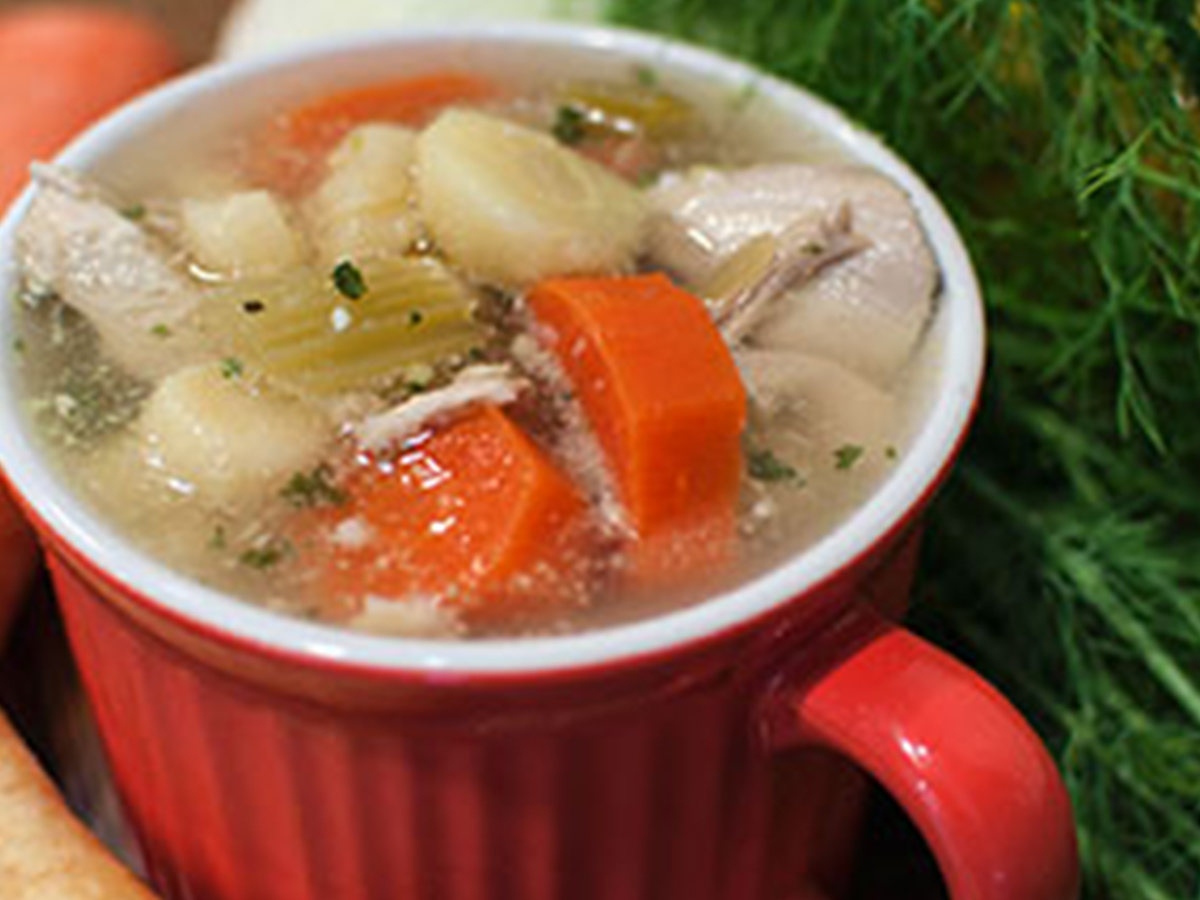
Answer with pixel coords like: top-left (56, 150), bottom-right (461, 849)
top-left (12, 67), bottom-right (940, 638)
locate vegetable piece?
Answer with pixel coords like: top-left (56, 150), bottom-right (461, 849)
top-left (323, 405), bottom-right (590, 623)
top-left (0, 5), bottom-right (177, 207)
top-left (181, 189), bottom-right (306, 278)
top-left (529, 273), bottom-right (747, 579)
top-left (416, 109), bottom-right (646, 286)
top-left (137, 364), bottom-right (333, 511)
top-left (204, 257), bottom-right (483, 396)
top-left (251, 73), bottom-right (499, 194)
top-left (556, 81), bottom-right (694, 140)
top-left (305, 124), bottom-right (418, 262)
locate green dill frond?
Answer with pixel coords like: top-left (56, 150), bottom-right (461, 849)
top-left (602, 1), bottom-right (1200, 896)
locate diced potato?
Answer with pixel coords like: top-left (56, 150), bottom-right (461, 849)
top-left (137, 364), bottom-right (333, 510)
top-left (202, 257), bottom-right (484, 396)
top-left (181, 190), bottom-right (306, 277)
top-left (306, 124), bottom-right (418, 263)
top-left (416, 109), bottom-right (646, 286)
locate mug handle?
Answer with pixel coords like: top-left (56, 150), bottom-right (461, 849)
top-left (761, 604), bottom-right (1080, 900)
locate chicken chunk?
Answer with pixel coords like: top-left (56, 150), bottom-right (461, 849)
top-left (650, 164), bottom-right (939, 386)
top-left (354, 364), bottom-right (527, 451)
top-left (16, 165), bottom-right (204, 382)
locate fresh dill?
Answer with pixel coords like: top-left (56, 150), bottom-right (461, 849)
top-left (604, 2), bottom-right (1200, 896)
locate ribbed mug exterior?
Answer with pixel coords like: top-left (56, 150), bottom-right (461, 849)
top-left (48, 530), bottom-right (921, 900)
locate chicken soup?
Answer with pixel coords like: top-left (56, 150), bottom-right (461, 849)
top-left (12, 68), bottom-right (940, 638)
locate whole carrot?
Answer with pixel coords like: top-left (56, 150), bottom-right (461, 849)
top-left (0, 4), bottom-right (179, 206)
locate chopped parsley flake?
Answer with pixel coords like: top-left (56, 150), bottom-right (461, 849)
top-left (242, 299), bottom-right (266, 314)
top-left (220, 357), bottom-right (244, 380)
top-left (834, 444), bottom-right (866, 470)
top-left (635, 64), bottom-right (659, 87)
top-left (239, 539), bottom-right (292, 571)
top-left (409, 309), bottom-right (425, 327)
top-left (281, 464), bottom-right (347, 509)
top-left (333, 261), bottom-right (368, 300)
top-left (748, 447), bottom-right (801, 483)
top-left (552, 105), bottom-right (587, 145)
top-left (885, 445), bottom-right (899, 461)
top-left (120, 203), bottom-right (146, 221)
top-left (150, 324), bottom-right (171, 338)
top-left (12, 337), bottom-right (25, 355)
top-left (209, 525), bottom-right (227, 551)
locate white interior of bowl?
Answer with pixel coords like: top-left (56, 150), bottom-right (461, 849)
top-left (0, 23), bottom-right (984, 674)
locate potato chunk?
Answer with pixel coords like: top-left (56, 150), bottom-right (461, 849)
top-left (416, 109), bottom-right (646, 286)
top-left (306, 124), bottom-right (418, 262)
top-left (138, 364), bottom-right (332, 510)
top-left (181, 189), bottom-right (305, 277)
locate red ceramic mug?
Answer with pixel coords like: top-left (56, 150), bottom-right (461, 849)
top-left (0, 25), bottom-right (1078, 900)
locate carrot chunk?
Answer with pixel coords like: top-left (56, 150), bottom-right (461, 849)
top-left (249, 73), bottom-right (500, 194)
top-left (529, 273), bottom-right (747, 580)
top-left (324, 406), bottom-right (589, 623)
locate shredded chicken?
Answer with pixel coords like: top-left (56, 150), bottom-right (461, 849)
top-left (714, 204), bottom-right (870, 342)
top-left (650, 164), bottom-right (939, 386)
top-left (349, 595), bottom-right (464, 639)
top-left (16, 165), bottom-right (204, 382)
top-left (355, 364), bottom-right (527, 450)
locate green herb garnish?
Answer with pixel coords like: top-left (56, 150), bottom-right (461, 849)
top-left (120, 203), bottom-right (146, 221)
top-left (885, 445), bottom-right (899, 461)
top-left (209, 525), bottom-right (227, 551)
top-left (220, 357), bottom-right (244, 380)
top-left (409, 310), bottom-right (425, 327)
top-left (281, 464), bottom-right (347, 509)
top-left (833, 444), bottom-right (865, 471)
top-left (12, 337), bottom-right (25, 355)
top-left (552, 105), bottom-right (587, 145)
top-left (748, 447), bottom-right (800, 483)
top-left (634, 64), bottom-right (659, 87)
top-left (239, 539), bottom-right (292, 571)
top-left (332, 261), bottom-right (368, 300)
top-left (149, 324), bottom-right (171, 338)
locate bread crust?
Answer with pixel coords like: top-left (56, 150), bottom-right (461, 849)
top-left (0, 712), bottom-right (157, 900)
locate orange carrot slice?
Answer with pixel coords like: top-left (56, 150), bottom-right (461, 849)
top-left (529, 273), bottom-right (747, 580)
top-left (324, 405), bottom-right (590, 623)
top-left (249, 72), bottom-right (500, 195)
top-left (0, 5), bottom-right (178, 207)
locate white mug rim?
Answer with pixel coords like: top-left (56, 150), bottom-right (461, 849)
top-left (0, 22), bottom-right (984, 676)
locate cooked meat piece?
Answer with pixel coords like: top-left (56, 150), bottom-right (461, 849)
top-left (355, 364), bottom-right (527, 450)
top-left (16, 165), bottom-right (204, 382)
top-left (650, 164), bottom-right (938, 386)
top-left (737, 347), bottom-right (900, 495)
top-left (712, 203), bottom-right (870, 342)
